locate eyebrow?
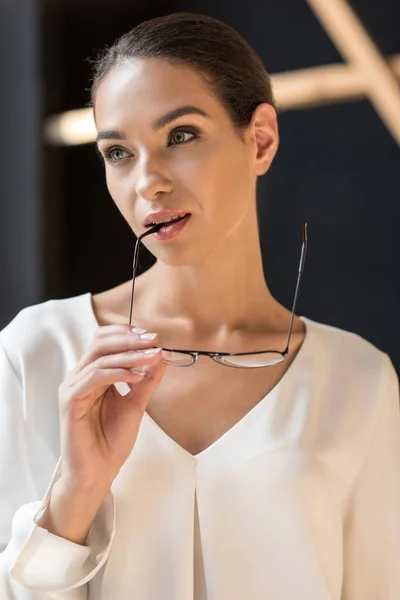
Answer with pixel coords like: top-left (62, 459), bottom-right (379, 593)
top-left (96, 105), bottom-right (210, 143)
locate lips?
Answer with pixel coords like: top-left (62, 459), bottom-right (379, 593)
top-left (153, 214), bottom-right (191, 240)
top-left (143, 209), bottom-right (191, 228)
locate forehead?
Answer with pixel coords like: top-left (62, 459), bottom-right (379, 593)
top-left (94, 59), bottom-right (218, 128)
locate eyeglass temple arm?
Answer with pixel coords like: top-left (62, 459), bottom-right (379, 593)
top-left (128, 223), bottom-right (164, 325)
top-left (283, 222), bottom-right (308, 354)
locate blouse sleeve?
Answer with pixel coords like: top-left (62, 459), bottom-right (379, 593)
top-left (341, 354), bottom-right (400, 599)
top-left (0, 333), bottom-right (115, 598)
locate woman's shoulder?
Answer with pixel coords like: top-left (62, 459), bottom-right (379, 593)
top-left (303, 314), bottom-right (396, 411)
top-left (304, 313), bottom-right (389, 368)
top-left (0, 292), bottom-right (97, 372)
top-left (302, 314), bottom-right (395, 404)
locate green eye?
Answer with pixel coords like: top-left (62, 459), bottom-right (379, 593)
top-left (101, 125), bottom-right (200, 165)
top-left (170, 131), bottom-right (193, 144)
top-left (169, 126), bottom-right (200, 146)
top-left (103, 147), bottom-right (130, 163)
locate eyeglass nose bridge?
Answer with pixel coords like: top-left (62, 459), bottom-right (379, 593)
top-left (188, 350), bottom-right (222, 365)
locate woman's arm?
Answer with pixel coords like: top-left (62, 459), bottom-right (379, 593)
top-left (341, 355), bottom-right (400, 599)
top-left (0, 332), bottom-right (115, 598)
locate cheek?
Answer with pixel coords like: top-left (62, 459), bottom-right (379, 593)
top-left (178, 141), bottom-right (243, 197)
top-left (195, 147), bottom-right (252, 226)
top-left (106, 168), bottom-right (122, 196)
top-left (105, 169), bottom-right (131, 216)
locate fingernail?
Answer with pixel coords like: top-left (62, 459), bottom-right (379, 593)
top-left (131, 327), bottom-right (147, 334)
top-left (143, 347), bottom-right (161, 355)
top-left (114, 381), bottom-right (131, 396)
top-left (139, 332), bottom-right (157, 341)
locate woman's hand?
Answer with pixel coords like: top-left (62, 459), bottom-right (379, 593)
top-left (58, 325), bottom-right (168, 492)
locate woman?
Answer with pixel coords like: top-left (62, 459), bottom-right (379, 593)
top-left (0, 12), bottom-right (399, 600)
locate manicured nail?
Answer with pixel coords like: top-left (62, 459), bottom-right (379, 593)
top-left (143, 347), bottom-right (161, 355)
top-left (139, 332), bottom-right (157, 341)
top-left (131, 327), bottom-right (147, 334)
top-left (114, 381), bottom-right (131, 396)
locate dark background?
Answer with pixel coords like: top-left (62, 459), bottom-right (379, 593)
top-left (1, 0), bottom-right (399, 371)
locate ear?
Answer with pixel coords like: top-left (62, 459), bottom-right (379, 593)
top-left (249, 103), bottom-right (279, 176)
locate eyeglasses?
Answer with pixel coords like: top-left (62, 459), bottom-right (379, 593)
top-left (128, 221), bottom-right (308, 368)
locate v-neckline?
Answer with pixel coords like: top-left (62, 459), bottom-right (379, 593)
top-left (83, 292), bottom-right (312, 462)
top-left (143, 316), bottom-right (311, 461)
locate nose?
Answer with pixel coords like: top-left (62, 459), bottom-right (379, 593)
top-left (135, 155), bottom-right (173, 200)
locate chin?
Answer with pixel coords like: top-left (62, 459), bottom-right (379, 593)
top-left (151, 243), bottom-right (215, 268)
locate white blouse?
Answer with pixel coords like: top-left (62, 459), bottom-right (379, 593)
top-left (0, 292), bottom-right (399, 599)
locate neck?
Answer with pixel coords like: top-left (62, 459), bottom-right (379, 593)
top-left (136, 218), bottom-right (287, 338)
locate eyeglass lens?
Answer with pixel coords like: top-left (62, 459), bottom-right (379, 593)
top-left (160, 351), bottom-right (285, 368)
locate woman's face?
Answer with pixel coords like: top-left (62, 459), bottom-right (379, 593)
top-left (95, 58), bottom-right (274, 266)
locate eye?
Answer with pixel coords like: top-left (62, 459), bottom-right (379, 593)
top-left (100, 126), bottom-right (200, 166)
top-left (102, 147), bottom-right (131, 164)
top-left (169, 126), bottom-right (200, 146)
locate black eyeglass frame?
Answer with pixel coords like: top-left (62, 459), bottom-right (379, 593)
top-left (128, 221), bottom-right (308, 368)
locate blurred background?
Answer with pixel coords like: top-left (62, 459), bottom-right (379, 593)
top-left (1, 0), bottom-right (399, 371)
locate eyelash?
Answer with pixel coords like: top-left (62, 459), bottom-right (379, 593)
top-left (101, 126), bottom-right (201, 165)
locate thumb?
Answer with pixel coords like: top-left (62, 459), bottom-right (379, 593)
top-left (138, 360), bottom-right (168, 385)
top-left (114, 360), bottom-right (168, 398)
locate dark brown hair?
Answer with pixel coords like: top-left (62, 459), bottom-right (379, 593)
top-left (89, 12), bottom-right (277, 133)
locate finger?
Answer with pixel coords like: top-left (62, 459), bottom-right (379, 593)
top-left (68, 347), bottom-right (163, 389)
top-left (77, 331), bottom-right (159, 371)
top-left (120, 361), bottom-right (168, 412)
top-left (88, 348), bottom-right (164, 372)
top-left (91, 324), bottom-right (146, 339)
top-left (60, 367), bottom-right (146, 410)
top-left (114, 357), bottom-right (169, 397)
top-left (128, 359), bottom-right (168, 392)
